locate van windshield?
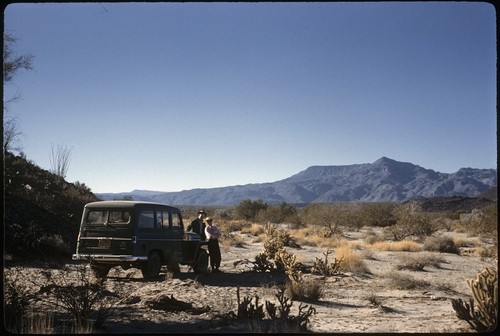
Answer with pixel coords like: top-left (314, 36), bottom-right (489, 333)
top-left (86, 210), bottom-right (131, 226)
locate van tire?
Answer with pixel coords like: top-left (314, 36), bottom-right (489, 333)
top-left (192, 249), bottom-right (208, 274)
top-left (141, 252), bottom-right (161, 280)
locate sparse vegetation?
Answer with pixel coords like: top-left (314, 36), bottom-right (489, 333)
top-left (3, 148), bottom-right (497, 333)
top-left (4, 267), bottom-right (38, 332)
top-left (231, 286), bottom-right (317, 332)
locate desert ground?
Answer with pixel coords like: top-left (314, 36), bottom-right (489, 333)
top-left (5, 226), bottom-right (497, 334)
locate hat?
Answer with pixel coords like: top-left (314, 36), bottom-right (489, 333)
top-left (198, 210), bottom-right (207, 215)
top-left (205, 217), bottom-right (213, 223)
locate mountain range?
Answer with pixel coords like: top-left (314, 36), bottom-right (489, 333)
top-left (97, 157), bottom-right (497, 205)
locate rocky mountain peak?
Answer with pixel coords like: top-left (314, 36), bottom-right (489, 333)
top-left (97, 157), bottom-right (497, 205)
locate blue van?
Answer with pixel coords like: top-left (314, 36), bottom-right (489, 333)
top-left (72, 201), bottom-right (208, 279)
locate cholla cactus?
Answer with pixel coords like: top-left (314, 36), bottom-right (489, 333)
top-left (275, 249), bottom-right (302, 284)
top-left (452, 267), bottom-right (497, 332)
top-left (312, 249), bottom-right (344, 276)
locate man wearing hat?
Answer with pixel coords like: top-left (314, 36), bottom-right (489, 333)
top-left (187, 210), bottom-right (207, 241)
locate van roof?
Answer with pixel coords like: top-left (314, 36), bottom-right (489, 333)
top-left (85, 200), bottom-right (179, 210)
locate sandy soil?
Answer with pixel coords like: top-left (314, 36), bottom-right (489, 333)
top-left (5, 229), bottom-right (496, 334)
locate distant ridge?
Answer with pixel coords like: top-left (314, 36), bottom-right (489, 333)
top-left (97, 157), bottom-right (497, 205)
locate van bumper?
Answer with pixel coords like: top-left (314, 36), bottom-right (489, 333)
top-left (72, 254), bottom-right (148, 262)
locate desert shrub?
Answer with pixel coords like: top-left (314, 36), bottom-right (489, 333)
top-left (235, 199), bottom-right (268, 221)
top-left (386, 271), bottom-right (431, 290)
top-left (358, 202), bottom-right (397, 227)
top-left (362, 229), bottom-right (384, 245)
top-left (38, 264), bottom-right (124, 330)
top-left (394, 255), bottom-right (428, 271)
top-left (459, 205), bottom-right (497, 236)
top-left (4, 267), bottom-right (38, 333)
top-left (38, 233), bottom-right (72, 261)
top-left (452, 267), bottom-right (497, 332)
top-left (389, 203), bottom-right (435, 241)
top-left (423, 236), bottom-right (459, 254)
top-left (300, 203), bottom-right (350, 237)
top-left (256, 202), bottom-right (298, 225)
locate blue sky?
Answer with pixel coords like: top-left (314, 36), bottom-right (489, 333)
top-left (3, 2), bottom-right (497, 194)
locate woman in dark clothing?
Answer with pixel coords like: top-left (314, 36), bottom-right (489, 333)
top-left (204, 217), bottom-right (222, 273)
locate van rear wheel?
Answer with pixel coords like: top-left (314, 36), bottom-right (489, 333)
top-left (141, 252), bottom-right (161, 280)
top-left (192, 249), bottom-right (208, 274)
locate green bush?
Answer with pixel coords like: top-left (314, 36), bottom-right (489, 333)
top-left (235, 199), bottom-right (268, 221)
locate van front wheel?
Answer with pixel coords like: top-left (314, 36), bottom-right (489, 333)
top-left (141, 252), bottom-right (161, 280)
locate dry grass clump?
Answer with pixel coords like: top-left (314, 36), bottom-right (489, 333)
top-left (474, 246), bottom-right (497, 260)
top-left (451, 235), bottom-right (473, 248)
top-left (371, 240), bottom-right (422, 252)
top-left (240, 223), bottom-right (266, 236)
top-left (285, 278), bottom-right (325, 302)
top-left (334, 244), bottom-right (369, 275)
top-left (288, 226), bottom-right (346, 248)
top-left (394, 253), bottom-right (445, 271)
top-left (364, 292), bottom-right (384, 307)
top-left (360, 227), bottom-right (385, 245)
top-left (218, 219), bottom-right (249, 233)
top-left (221, 233), bottom-right (246, 248)
top-left (386, 271), bottom-right (431, 290)
top-left (289, 227), bottom-right (320, 247)
top-left (286, 226), bottom-right (357, 250)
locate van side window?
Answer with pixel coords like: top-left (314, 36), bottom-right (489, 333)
top-left (156, 211), bottom-right (163, 228)
top-left (161, 211), bottom-right (170, 228)
top-left (172, 212), bottom-right (181, 228)
top-left (138, 210), bottom-right (155, 228)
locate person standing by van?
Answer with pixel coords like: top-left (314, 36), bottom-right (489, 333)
top-left (204, 217), bottom-right (222, 273)
top-left (187, 210), bottom-right (207, 240)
